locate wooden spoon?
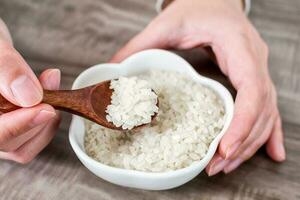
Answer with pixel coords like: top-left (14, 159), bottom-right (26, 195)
top-left (0, 80), bottom-right (158, 130)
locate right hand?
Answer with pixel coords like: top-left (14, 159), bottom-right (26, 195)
top-left (110, 0), bottom-right (285, 175)
top-left (0, 39), bottom-right (61, 164)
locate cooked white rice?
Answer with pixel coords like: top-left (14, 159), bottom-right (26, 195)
top-left (106, 76), bottom-right (158, 130)
top-left (85, 70), bottom-right (225, 172)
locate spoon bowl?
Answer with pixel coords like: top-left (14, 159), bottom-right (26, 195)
top-left (0, 80), bottom-right (157, 130)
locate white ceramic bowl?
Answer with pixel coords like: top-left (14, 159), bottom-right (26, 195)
top-left (69, 49), bottom-right (234, 190)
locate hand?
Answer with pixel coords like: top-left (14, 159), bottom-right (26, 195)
top-left (0, 20), bottom-right (61, 163)
top-left (110, 0), bottom-right (285, 175)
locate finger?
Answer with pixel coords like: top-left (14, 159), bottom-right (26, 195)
top-left (240, 127), bottom-right (272, 161)
top-left (0, 124), bottom-right (45, 152)
top-left (0, 103), bottom-right (56, 146)
top-left (222, 157), bottom-right (243, 174)
top-left (206, 153), bottom-right (229, 176)
top-left (222, 115), bottom-right (276, 174)
top-left (0, 68), bottom-right (60, 152)
top-left (236, 114), bottom-right (275, 160)
top-left (39, 68), bottom-right (61, 90)
top-left (109, 23), bottom-right (170, 63)
top-left (0, 115), bottom-right (60, 164)
top-left (221, 120), bottom-right (273, 174)
top-left (0, 43), bottom-right (42, 107)
top-left (0, 19), bottom-right (13, 44)
top-left (218, 85), bottom-right (260, 159)
top-left (266, 115), bottom-right (285, 162)
top-left (229, 106), bottom-right (274, 160)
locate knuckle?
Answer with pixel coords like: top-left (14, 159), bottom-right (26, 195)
top-left (0, 123), bottom-right (19, 142)
top-left (5, 127), bottom-right (17, 139)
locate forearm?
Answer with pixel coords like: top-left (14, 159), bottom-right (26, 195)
top-left (0, 18), bottom-right (13, 45)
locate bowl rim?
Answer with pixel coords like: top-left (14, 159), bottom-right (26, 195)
top-left (69, 49), bottom-right (234, 178)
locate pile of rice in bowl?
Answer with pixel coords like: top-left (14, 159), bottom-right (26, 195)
top-left (84, 70), bottom-right (225, 172)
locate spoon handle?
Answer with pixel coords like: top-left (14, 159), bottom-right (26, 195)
top-left (0, 94), bottom-right (19, 113)
top-left (0, 88), bottom-right (92, 115)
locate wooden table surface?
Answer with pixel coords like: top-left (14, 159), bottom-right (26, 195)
top-left (0, 0), bottom-right (300, 199)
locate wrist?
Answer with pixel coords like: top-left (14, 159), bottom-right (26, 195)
top-left (0, 19), bottom-right (13, 46)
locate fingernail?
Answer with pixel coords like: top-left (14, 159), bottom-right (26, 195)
top-left (11, 75), bottom-right (42, 107)
top-left (223, 158), bottom-right (243, 174)
top-left (208, 159), bottom-right (230, 176)
top-left (31, 110), bottom-right (56, 127)
top-left (46, 69), bottom-right (61, 90)
top-left (278, 143), bottom-right (286, 161)
top-left (225, 141), bottom-right (241, 160)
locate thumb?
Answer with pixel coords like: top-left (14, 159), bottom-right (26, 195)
top-left (0, 43), bottom-right (42, 107)
top-left (109, 23), bottom-right (170, 63)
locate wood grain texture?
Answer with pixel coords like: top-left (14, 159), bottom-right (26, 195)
top-left (0, 0), bottom-right (300, 199)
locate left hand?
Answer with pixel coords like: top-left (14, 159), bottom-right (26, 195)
top-left (110, 0), bottom-right (285, 175)
top-left (0, 69), bottom-right (61, 164)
